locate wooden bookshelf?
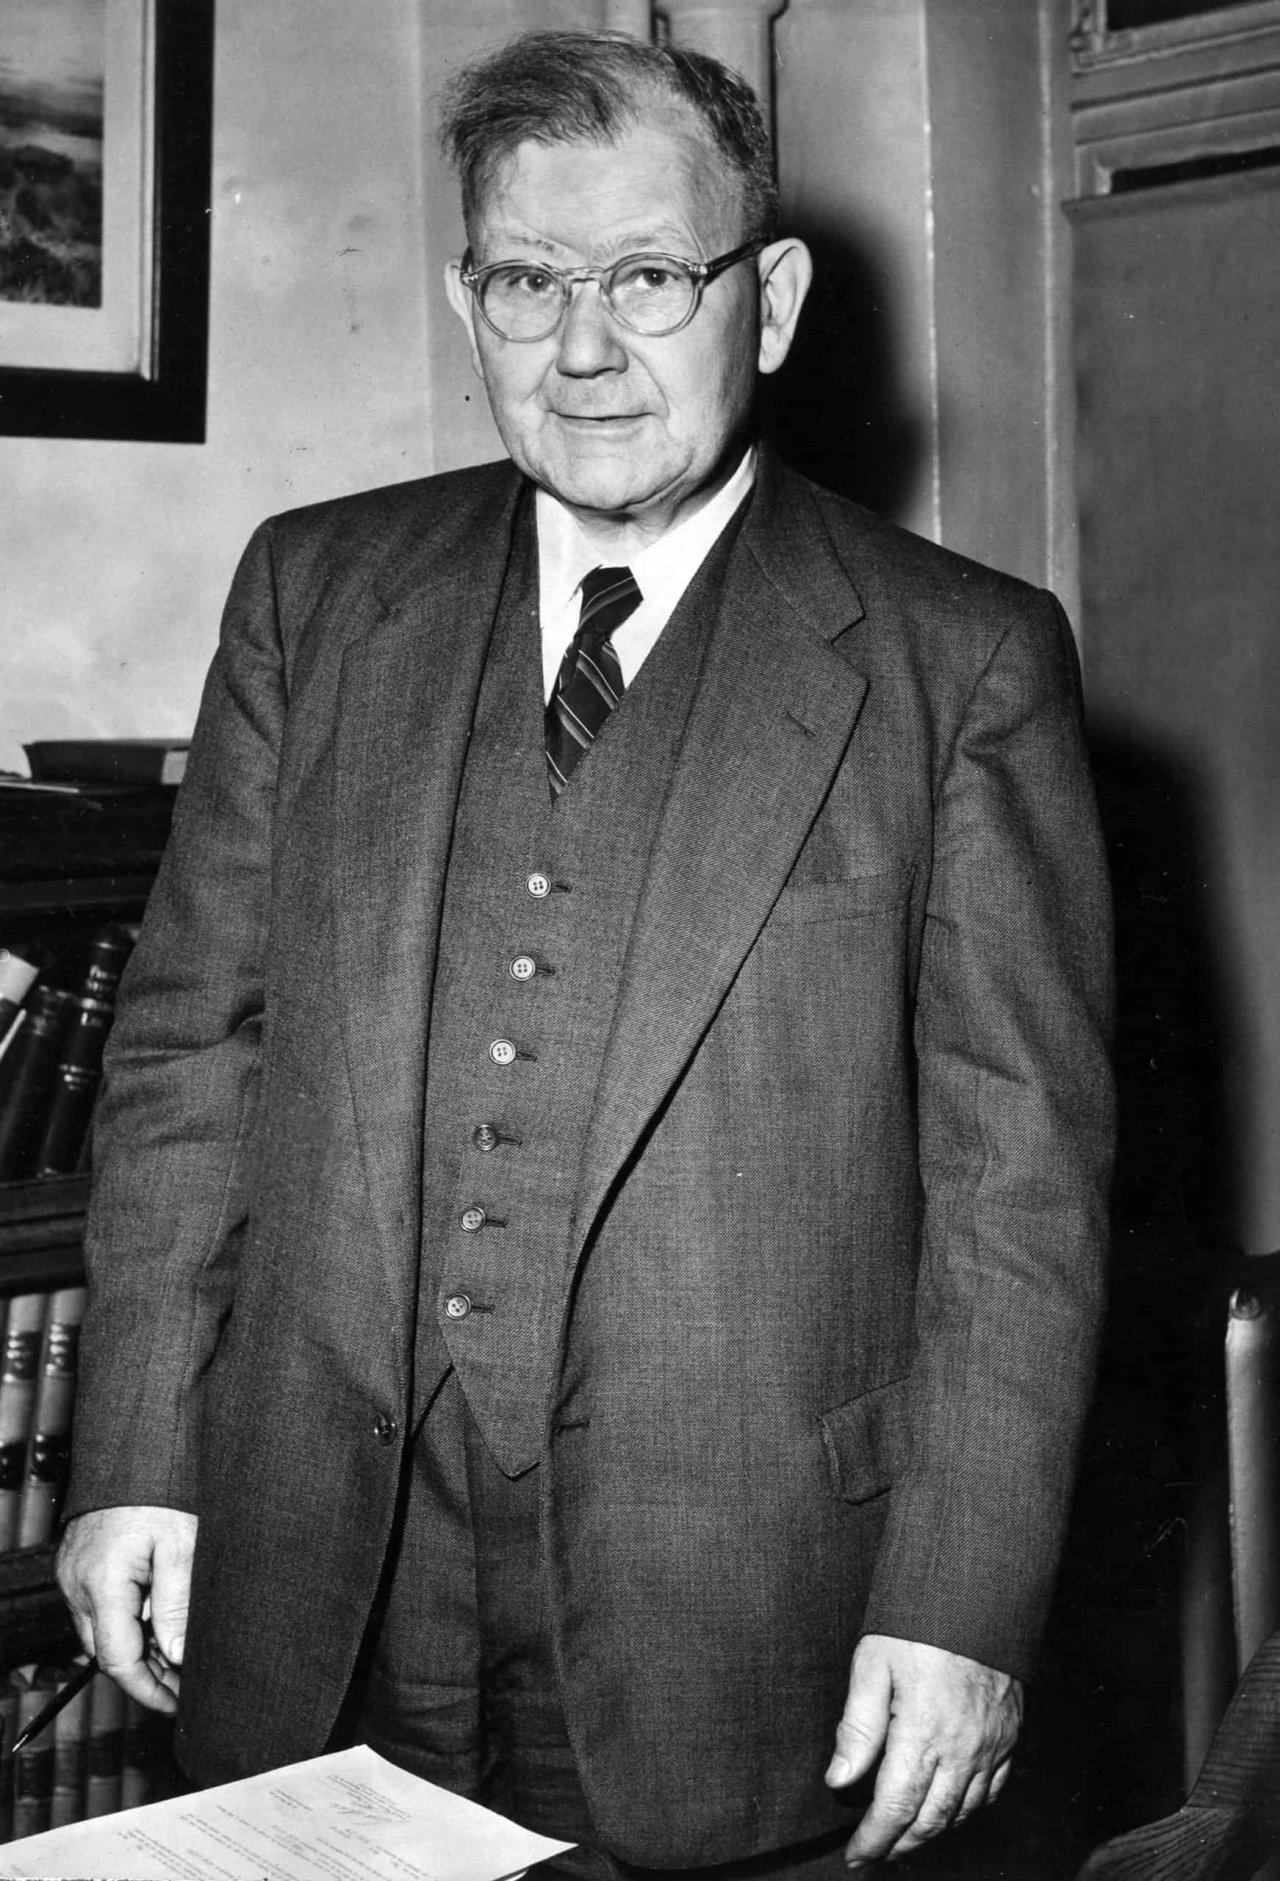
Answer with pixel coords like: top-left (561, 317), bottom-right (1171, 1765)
top-left (1, 786), bottom-right (173, 1673)
top-left (0, 1542), bottom-right (71, 1663)
top-left (0, 1177), bottom-right (90, 1298)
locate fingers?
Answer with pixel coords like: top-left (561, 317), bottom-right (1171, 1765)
top-left (864, 1755), bottom-right (1010, 1864)
top-left (835, 1636), bottom-right (1023, 1869)
top-left (55, 1506), bottom-right (198, 1715)
top-left (826, 1638), bottom-right (892, 1788)
top-left (844, 1741), bottom-right (943, 1867)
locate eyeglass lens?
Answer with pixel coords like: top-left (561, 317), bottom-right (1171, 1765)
top-left (479, 256), bottom-right (698, 340)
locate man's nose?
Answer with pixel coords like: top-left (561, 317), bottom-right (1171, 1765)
top-left (555, 280), bottom-right (628, 375)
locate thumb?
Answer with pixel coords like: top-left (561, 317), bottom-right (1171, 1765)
top-left (148, 1534), bottom-right (193, 1666)
top-left (826, 1642), bottom-right (893, 1788)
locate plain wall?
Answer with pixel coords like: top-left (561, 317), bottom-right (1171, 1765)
top-left (772, 0), bottom-right (1059, 590)
top-left (0, 0), bottom-right (433, 776)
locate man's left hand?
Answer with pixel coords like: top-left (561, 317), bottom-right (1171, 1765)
top-left (825, 1634), bottom-right (1023, 1867)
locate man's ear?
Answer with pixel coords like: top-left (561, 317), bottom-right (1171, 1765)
top-left (755, 237), bottom-right (813, 377)
top-left (444, 259), bottom-right (486, 380)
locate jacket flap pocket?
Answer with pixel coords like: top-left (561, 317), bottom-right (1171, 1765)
top-left (767, 864), bottom-right (912, 927)
top-left (819, 1377), bottom-right (912, 1504)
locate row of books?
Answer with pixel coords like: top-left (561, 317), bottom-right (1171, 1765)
top-left (1, 1660), bottom-right (180, 1844)
top-left (0, 928), bottom-right (135, 1185)
top-left (0, 1288), bottom-right (85, 1555)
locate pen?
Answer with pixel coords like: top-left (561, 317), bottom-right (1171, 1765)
top-left (8, 1655), bottom-right (99, 1753)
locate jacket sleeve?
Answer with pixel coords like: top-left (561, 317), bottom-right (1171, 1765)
top-left (65, 522), bottom-right (287, 1520)
top-left (861, 591), bottom-right (1115, 1679)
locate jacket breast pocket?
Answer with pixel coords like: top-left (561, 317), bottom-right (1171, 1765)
top-left (766, 863), bottom-right (913, 928)
top-left (819, 1376), bottom-right (913, 1504)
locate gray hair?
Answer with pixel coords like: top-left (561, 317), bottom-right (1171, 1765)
top-left (439, 30), bottom-right (778, 247)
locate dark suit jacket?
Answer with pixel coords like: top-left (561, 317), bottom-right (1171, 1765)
top-left (67, 450), bottom-right (1114, 1865)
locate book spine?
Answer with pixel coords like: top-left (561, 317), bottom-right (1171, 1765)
top-left (32, 997), bottom-right (113, 1177)
top-left (121, 1696), bottom-right (176, 1812)
top-left (49, 1663), bottom-right (92, 1829)
top-left (78, 927), bottom-right (134, 1009)
top-left (11, 1667), bottom-right (57, 1839)
top-left (0, 987), bottom-right (75, 1182)
top-left (85, 1671), bottom-right (125, 1818)
top-left (16, 1288), bottom-right (88, 1549)
top-left (0, 1295), bottom-right (46, 1554)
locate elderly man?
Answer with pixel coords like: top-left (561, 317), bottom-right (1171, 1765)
top-left (57, 28), bottom-right (1113, 1881)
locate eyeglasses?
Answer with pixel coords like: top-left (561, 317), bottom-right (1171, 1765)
top-left (459, 239), bottom-right (766, 343)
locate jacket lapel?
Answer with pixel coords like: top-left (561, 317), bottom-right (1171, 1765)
top-left (330, 466), bottom-right (526, 1325)
top-left (572, 458), bottom-right (869, 1257)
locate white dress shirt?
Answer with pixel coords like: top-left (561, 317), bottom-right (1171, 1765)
top-left (534, 448), bottom-right (757, 703)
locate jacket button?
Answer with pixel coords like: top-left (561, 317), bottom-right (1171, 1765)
top-left (527, 872), bottom-right (551, 898)
top-left (372, 1413), bottom-right (397, 1444)
top-left (460, 1206), bottom-right (486, 1232)
top-left (472, 1123), bottom-right (499, 1152)
top-left (445, 1294), bottom-right (471, 1320)
top-left (489, 1039), bottom-right (516, 1065)
top-left (510, 955), bottom-right (537, 981)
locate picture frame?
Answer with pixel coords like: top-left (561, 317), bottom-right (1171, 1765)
top-left (0, 0), bottom-right (213, 443)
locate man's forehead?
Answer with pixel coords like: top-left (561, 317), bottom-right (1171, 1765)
top-left (468, 111), bottom-right (740, 252)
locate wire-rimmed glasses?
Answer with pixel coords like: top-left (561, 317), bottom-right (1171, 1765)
top-left (458, 239), bottom-right (766, 343)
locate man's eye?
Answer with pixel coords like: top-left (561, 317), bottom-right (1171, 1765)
top-left (620, 262), bottom-right (683, 293)
top-left (506, 268), bottom-right (558, 297)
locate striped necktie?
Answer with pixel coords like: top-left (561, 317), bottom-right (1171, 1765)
top-left (545, 565), bottom-right (642, 797)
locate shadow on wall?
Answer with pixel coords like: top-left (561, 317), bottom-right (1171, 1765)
top-left (1038, 722), bottom-right (1242, 1864)
top-left (763, 221), bottom-right (927, 521)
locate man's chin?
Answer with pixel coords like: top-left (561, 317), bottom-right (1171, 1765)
top-left (533, 466), bottom-right (674, 522)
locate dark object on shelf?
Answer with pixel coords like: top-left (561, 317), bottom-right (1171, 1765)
top-left (0, 784), bottom-right (175, 899)
top-left (0, 991), bottom-right (75, 1182)
top-left (77, 930), bottom-right (134, 1009)
top-left (0, 1544), bottom-right (76, 1670)
top-left (10, 1665), bottom-right (58, 1837)
top-left (34, 1000), bottom-right (113, 1178)
top-left (17, 1286), bottom-right (87, 1548)
top-left (26, 741), bottom-right (190, 788)
top-left (0, 1294), bottom-right (45, 1552)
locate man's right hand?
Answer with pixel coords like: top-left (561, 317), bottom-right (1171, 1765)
top-left (55, 1506), bottom-right (198, 1714)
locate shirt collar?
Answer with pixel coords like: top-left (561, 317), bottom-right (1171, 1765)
top-left (535, 447), bottom-right (757, 615)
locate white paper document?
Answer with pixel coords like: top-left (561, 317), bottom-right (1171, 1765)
top-left (0, 1743), bottom-right (575, 1881)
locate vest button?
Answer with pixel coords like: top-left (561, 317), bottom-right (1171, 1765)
top-left (444, 1294), bottom-right (471, 1320)
top-left (489, 1039), bottom-right (517, 1066)
top-left (472, 1124), bottom-right (499, 1152)
top-left (527, 872), bottom-right (551, 898)
top-left (372, 1413), bottom-right (397, 1444)
top-left (510, 955), bottom-right (537, 981)
top-left (460, 1206), bottom-right (486, 1232)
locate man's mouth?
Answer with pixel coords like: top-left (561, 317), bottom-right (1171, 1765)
top-left (552, 410), bottom-right (647, 424)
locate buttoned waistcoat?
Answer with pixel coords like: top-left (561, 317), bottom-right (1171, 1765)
top-left (67, 450), bottom-right (1114, 1866)
top-left (414, 491), bottom-right (734, 1466)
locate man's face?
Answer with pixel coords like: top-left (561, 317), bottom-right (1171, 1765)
top-left (446, 107), bottom-right (771, 531)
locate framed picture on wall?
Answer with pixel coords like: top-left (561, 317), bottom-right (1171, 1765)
top-left (0, 0), bottom-right (213, 442)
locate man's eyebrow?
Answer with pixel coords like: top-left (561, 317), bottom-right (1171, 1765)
top-left (480, 232), bottom-right (562, 259)
top-left (479, 227), bottom-right (704, 263)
